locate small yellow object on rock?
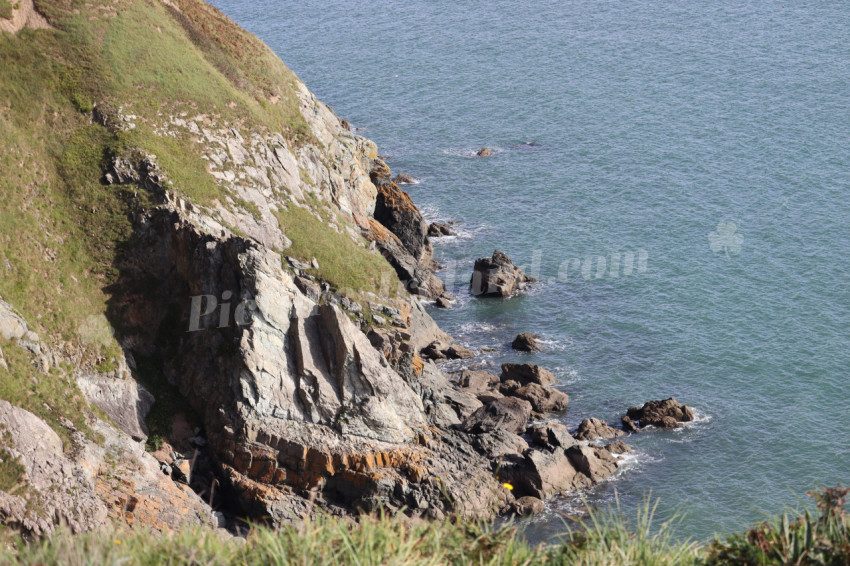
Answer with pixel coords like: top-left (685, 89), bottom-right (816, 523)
top-left (502, 483), bottom-right (514, 491)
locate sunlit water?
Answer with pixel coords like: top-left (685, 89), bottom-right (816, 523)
top-left (210, 0), bottom-right (850, 542)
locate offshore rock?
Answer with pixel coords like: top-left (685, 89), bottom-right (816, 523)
top-left (470, 250), bottom-right (537, 297)
top-left (625, 398), bottom-right (695, 429)
top-left (511, 332), bottom-right (541, 352)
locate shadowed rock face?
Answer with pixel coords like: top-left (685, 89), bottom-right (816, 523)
top-left (470, 250), bottom-right (537, 297)
top-left (109, 200), bottom-right (504, 521)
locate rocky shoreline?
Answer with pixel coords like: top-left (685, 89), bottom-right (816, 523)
top-left (0, 21), bottom-right (695, 534)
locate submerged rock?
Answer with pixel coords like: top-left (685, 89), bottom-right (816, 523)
top-left (470, 250), bottom-right (537, 297)
top-left (476, 148), bottom-right (492, 157)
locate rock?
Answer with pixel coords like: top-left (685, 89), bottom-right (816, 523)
top-left (457, 369), bottom-right (500, 394)
top-left (510, 382), bottom-right (569, 413)
top-left (603, 440), bottom-right (632, 455)
top-left (392, 173), bottom-right (419, 185)
top-left (574, 418), bottom-right (626, 442)
top-left (621, 415), bottom-right (639, 433)
top-left (625, 398), bottom-right (695, 429)
top-left (427, 222), bottom-right (454, 237)
top-left (470, 429), bottom-right (528, 460)
top-left (373, 182), bottom-right (427, 259)
top-left (499, 447), bottom-right (587, 499)
top-left (500, 363), bottom-right (556, 387)
top-left (460, 397), bottom-right (532, 435)
top-left (294, 276), bottom-right (322, 302)
top-left (476, 391), bottom-right (504, 405)
top-left (0, 300), bottom-right (29, 342)
top-left (512, 496), bottom-right (545, 516)
top-left (286, 256), bottom-right (311, 271)
top-left (0, 401), bottom-right (109, 536)
top-left (566, 444), bottom-right (619, 483)
top-left (421, 340), bottom-right (474, 361)
top-left (511, 333), bottom-right (541, 352)
top-left (470, 250), bottom-right (537, 297)
top-left (76, 374), bottom-right (155, 441)
top-left (369, 158), bottom-right (393, 186)
top-left (476, 148), bottom-right (492, 157)
top-left (527, 422), bottom-right (577, 450)
top-left (435, 296), bottom-right (452, 308)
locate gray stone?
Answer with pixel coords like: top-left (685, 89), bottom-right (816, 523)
top-left (77, 374), bottom-right (154, 441)
top-left (460, 397), bottom-right (532, 435)
top-left (625, 398), bottom-right (695, 429)
top-left (527, 422), bottom-right (577, 450)
top-left (470, 250), bottom-right (537, 297)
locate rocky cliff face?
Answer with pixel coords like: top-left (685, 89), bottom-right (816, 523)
top-left (0, 0), bottom-right (630, 536)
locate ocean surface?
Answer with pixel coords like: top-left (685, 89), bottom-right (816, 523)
top-left (210, 0), bottom-right (850, 542)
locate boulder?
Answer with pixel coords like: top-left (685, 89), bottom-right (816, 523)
top-left (460, 397), bottom-right (532, 435)
top-left (511, 382), bottom-right (569, 413)
top-left (621, 415), bottom-right (639, 433)
top-left (76, 374), bottom-right (155, 441)
top-left (511, 496), bottom-right (545, 516)
top-left (500, 363), bottom-right (556, 387)
top-left (499, 448), bottom-right (587, 499)
top-left (421, 340), bottom-right (475, 361)
top-left (435, 296), bottom-right (452, 308)
top-left (625, 398), bottom-right (695, 429)
top-left (566, 444), bottom-right (619, 483)
top-left (476, 148), bottom-right (492, 157)
top-left (457, 369), bottom-right (500, 394)
top-left (574, 417), bottom-right (626, 441)
top-left (392, 173), bottom-right (419, 185)
top-left (603, 440), bottom-right (633, 455)
top-left (471, 429), bottom-right (528, 460)
top-left (427, 222), bottom-right (454, 237)
top-left (527, 422), bottom-right (577, 450)
top-left (511, 333), bottom-right (541, 352)
top-left (470, 250), bottom-right (537, 297)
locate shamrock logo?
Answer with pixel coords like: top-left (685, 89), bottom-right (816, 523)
top-left (708, 222), bottom-right (743, 257)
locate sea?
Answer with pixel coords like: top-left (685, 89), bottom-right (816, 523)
top-left (209, 0), bottom-right (850, 543)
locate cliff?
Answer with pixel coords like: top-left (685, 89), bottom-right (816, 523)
top-left (0, 0), bottom-right (631, 536)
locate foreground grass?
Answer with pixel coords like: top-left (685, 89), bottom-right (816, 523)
top-left (2, 488), bottom-right (847, 565)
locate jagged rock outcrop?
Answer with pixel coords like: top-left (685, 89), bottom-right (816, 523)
top-left (77, 374), bottom-right (154, 441)
top-left (0, 400), bottom-right (215, 536)
top-left (574, 417), bottom-right (627, 441)
top-left (470, 250), bottom-right (537, 297)
top-left (625, 398), bottom-right (695, 429)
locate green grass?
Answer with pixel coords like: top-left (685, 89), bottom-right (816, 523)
top-left (0, 339), bottom-right (100, 448)
top-left (0, 1), bottom-right (13, 20)
top-left (1, 488), bottom-right (848, 565)
top-left (275, 203), bottom-right (402, 300)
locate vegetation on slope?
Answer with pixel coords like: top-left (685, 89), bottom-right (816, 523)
top-left (0, 0), bottom-right (393, 447)
top-left (1, 488), bottom-right (846, 565)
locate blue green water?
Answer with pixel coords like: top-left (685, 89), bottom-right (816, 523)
top-left (210, 1), bottom-right (850, 541)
